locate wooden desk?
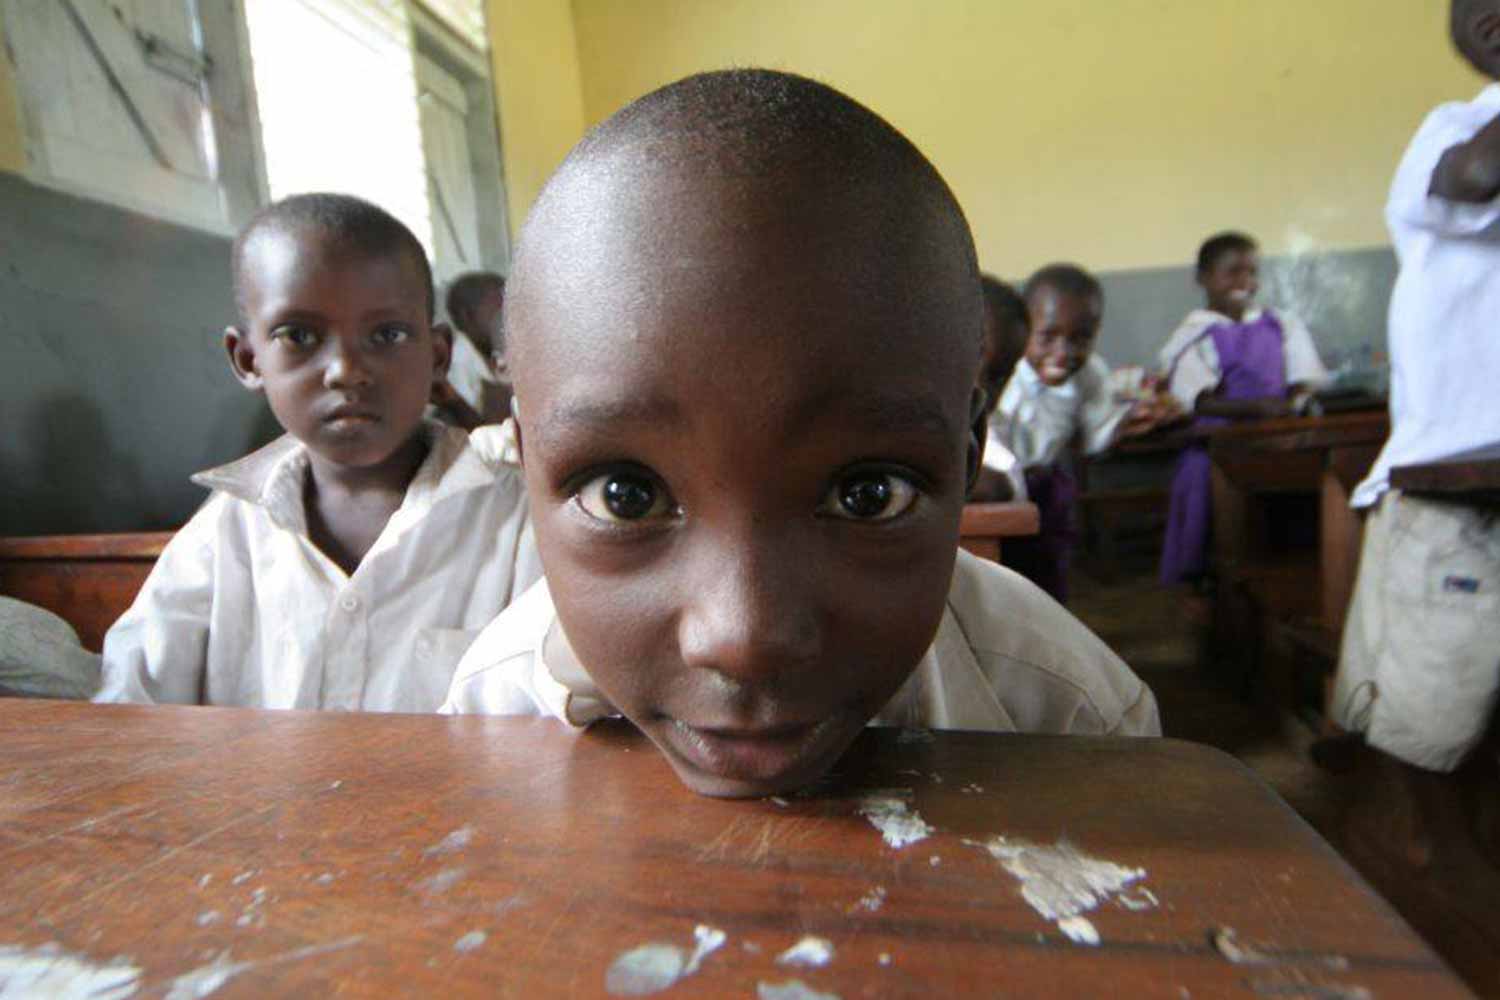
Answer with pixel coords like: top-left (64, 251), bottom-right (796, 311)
top-left (1209, 410), bottom-right (1389, 634)
top-left (958, 501), bottom-right (1039, 562)
top-left (1392, 442), bottom-right (1500, 506)
top-left (0, 532), bottom-right (172, 651)
top-left (0, 702), bottom-right (1469, 998)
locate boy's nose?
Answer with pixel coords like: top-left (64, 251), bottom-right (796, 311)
top-left (676, 529), bottom-right (822, 689)
top-left (323, 341), bottom-right (374, 390)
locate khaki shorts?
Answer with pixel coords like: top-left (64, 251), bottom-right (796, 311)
top-left (1332, 490), bottom-right (1500, 772)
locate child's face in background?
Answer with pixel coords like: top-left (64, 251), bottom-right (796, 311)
top-left (1199, 248), bottom-right (1259, 321)
top-left (1453, 0), bottom-right (1500, 80)
top-left (228, 227), bottom-right (446, 474)
top-left (509, 165), bottom-right (979, 798)
top-left (1023, 286), bottom-right (1100, 387)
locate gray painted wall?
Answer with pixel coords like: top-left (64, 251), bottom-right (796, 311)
top-left (1089, 245), bottom-right (1398, 371)
top-left (0, 173), bottom-right (279, 535)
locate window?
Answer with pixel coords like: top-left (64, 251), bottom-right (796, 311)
top-left (0, 0), bottom-right (262, 233)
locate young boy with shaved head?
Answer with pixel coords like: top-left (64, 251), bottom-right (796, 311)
top-left (441, 70), bottom-right (1158, 798)
top-left (97, 194), bottom-right (541, 711)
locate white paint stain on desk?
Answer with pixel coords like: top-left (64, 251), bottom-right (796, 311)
top-left (757, 978), bottom-right (841, 1000)
top-left (857, 793), bottom-right (933, 849)
top-left (605, 925), bottom-right (725, 996)
top-left (776, 936), bottom-right (833, 968)
top-left (0, 944), bottom-right (141, 1000)
top-left (966, 837), bottom-right (1153, 945)
top-left (164, 936), bottom-right (363, 999)
top-left (424, 825), bottom-right (476, 857)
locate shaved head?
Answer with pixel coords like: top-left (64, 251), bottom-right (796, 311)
top-left (506, 69), bottom-right (980, 369)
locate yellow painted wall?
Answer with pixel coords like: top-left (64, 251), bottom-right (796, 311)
top-left (485, 0), bottom-right (585, 237)
top-left (570, 0), bottom-right (1486, 275)
top-left (0, 17), bottom-right (27, 175)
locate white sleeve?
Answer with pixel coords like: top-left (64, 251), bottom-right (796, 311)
top-left (1387, 103), bottom-right (1500, 237)
top-left (1165, 333), bottom-right (1220, 411)
top-left (1077, 357), bottom-right (1132, 455)
top-left (980, 425), bottom-right (1029, 501)
top-left (1278, 313), bottom-right (1329, 388)
top-left (446, 337), bottom-right (489, 410)
top-left (95, 507), bottom-right (218, 705)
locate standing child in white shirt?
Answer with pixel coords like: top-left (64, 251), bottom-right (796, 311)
top-left (1156, 232), bottom-right (1328, 586)
top-left (439, 69), bottom-right (1159, 799)
top-left (992, 264), bottom-right (1179, 603)
top-left (96, 194), bottom-right (541, 711)
top-left (1327, 0), bottom-right (1500, 835)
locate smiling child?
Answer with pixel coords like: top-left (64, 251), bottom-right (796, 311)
top-left (440, 70), bottom-right (1158, 798)
top-left (96, 194), bottom-right (541, 710)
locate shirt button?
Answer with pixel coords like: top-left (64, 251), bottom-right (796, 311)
top-left (339, 593), bottom-right (360, 612)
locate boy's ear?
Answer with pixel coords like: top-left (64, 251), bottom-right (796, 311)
top-left (966, 385), bottom-right (988, 493)
top-left (223, 326), bottom-right (263, 391)
top-left (431, 322), bottom-right (454, 381)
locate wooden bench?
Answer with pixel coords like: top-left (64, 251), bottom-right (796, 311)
top-left (959, 502), bottom-right (1039, 563)
top-left (0, 532), bottom-right (173, 652)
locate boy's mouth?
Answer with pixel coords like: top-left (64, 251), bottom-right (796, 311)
top-left (663, 715), bottom-right (848, 788)
top-left (322, 404), bottom-right (380, 429)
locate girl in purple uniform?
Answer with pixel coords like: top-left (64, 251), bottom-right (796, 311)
top-left (1157, 232), bottom-right (1329, 586)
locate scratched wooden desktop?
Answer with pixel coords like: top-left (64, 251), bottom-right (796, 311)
top-left (0, 702), bottom-right (1470, 998)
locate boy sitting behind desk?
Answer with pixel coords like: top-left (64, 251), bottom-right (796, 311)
top-left (440, 69), bottom-right (1159, 799)
top-left (96, 194), bottom-right (541, 711)
top-left (970, 274), bottom-right (1029, 503)
top-left (432, 271), bottom-right (512, 429)
top-left (1156, 232), bottom-right (1328, 586)
top-left (989, 265), bottom-right (1180, 603)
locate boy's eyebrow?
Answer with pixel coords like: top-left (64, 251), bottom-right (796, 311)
top-left (539, 390), bottom-right (952, 436)
top-left (540, 395), bottom-right (684, 431)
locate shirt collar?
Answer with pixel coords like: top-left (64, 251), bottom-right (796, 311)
top-left (190, 419), bottom-right (509, 535)
top-left (1014, 356), bottom-right (1079, 401)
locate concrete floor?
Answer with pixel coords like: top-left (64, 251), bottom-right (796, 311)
top-left (1069, 565), bottom-right (1500, 999)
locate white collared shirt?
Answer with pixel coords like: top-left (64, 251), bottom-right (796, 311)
top-left (440, 548), bottom-right (1161, 739)
top-left (1353, 84), bottom-right (1500, 508)
top-left (992, 356), bottom-right (1132, 469)
top-left (979, 430), bottom-right (1028, 501)
top-left (96, 421), bottom-right (542, 711)
top-left (1158, 307), bottom-right (1328, 412)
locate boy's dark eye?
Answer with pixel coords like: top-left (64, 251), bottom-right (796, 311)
top-left (821, 470), bottom-right (919, 522)
top-left (372, 326), bottom-right (411, 346)
top-left (271, 325), bottom-right (317, 347)
top-left (575, 471), bottom-right (675, 523)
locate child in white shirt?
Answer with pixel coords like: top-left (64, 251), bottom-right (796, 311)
top-left (972, 274), bottom-right (1029, 503)
top-left (1330, 0), bottom-right (1500, 783)
top-left (439, 69), bottom-right (1159, 799)
top-left (433, 271), bottom-right (511, 429)
top-left (96, 194), bottom-right (541, 711)
top-left (991, 264), bottom-right (1179, 602)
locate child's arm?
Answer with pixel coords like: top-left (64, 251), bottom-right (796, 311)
top-left (431, 378), bottom-right (487, 431)
top-left (95, 511), bottom-right (217, 705)
top-left (1430, 110), bottom-right (1500, 203)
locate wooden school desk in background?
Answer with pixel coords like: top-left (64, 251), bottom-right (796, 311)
top-left (0, 701), bottom-right (1470, 998)
top-left (0, 532), bottom-right (171, 651)
top-left (1392, 441), bottom-right (1500, 506)
top-left (958, 501), bottom-right (1039, 562)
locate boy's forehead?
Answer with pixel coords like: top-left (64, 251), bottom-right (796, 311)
top-left (238, 225), bottom-right (423, 307)
top-left (513, 157), bottom-right (976, 367)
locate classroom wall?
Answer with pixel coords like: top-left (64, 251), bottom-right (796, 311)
top-left (0, 171), bottom-right (279, 535)
top-left (570, 0), bottom-right (1484, 280)
top-left (484, 0), bottom-right (585, 237)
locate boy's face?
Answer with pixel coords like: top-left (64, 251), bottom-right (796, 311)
top-left (1023, 286), bottom-right (1100, 387)
top-left (511, 165), bottom-right (979, 798)
top-left (1198, 248), bottom-right (1259, 321)
top-left (1454, 0), bottom-right (1500, 79)
top-left (226, 227), bottom-right (447, 472)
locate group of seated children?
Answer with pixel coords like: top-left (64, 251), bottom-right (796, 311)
top-left (80, 68), bottom-right (1163, 799)
top-left (970, 229), bottom-right (1326, 605)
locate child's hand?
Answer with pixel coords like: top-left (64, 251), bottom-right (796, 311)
top-left (431, 379), bottom-right (460, 407)
top-left (1120, 392), bottom-right (1183, 437)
